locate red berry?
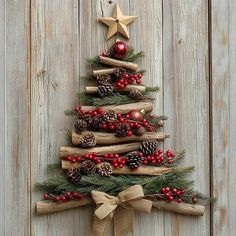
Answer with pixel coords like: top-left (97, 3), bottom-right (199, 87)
top-left (61, 196), bottom-right (66, 202)
top-left (126, 114), bottom-right (130, 119)
top-left (176, 191), bottom-right (181, 195)
top-left (121, 159), bottom-right (126, 165)
top-left (55, 196), bottom-right (61, 202)
top-left (122, 73), bottom-right (129, 79)
top-left (65, 192), bottom-right (71, 197)
top-left (165, 187), bottom-right (170, 193)
top-left (117, 113), bottom-right (122, 118)
top-left (76, 156), bottom-right (81, 162)
top-left (180, 190), bottom-right (185, 195)
top-left (139, 152), bottom-right (144, 157)
top-left (167, 160), bottom-right (173, 164)
top-left (67, 156), bottom-right (73, 161)
top-left (149, 113), bottom-right (154, 118)
top-left (113, 163), bottom-right (118, 168)
top-left (71, 158), bottom-right (76, 163)
top-left (96, 159), bottom-right (102, 164)
top-left (97, 108), bottom-right (103, 114)
top-left (104, 154), bottom-right (108, 159)
top-left (165, 192), bottom-right (170, 197)
top-left (127, 131), bottom-right (132, 136)
top-left (85, 154), bottom-right (89, 159)
top-left (143, 122), bottom-right (148, 127)
top-left (130, 122), bottom-right (134, 128)
top-left (143, 159), bottom-right (148, 165)
top-left (73, 192), bottom-right (79, 197)
top-left (119, 118), bottom-right (124, 122)
top-left (172, 188), bottom-right (177, 193)
top-left (43, 194), bottom-right (49, 199)
top-left (110, 125), bottom-right (115, 130)
top-left (119, 164), bottom-right (124, 168)
top-left (177, 198), bottom-right (182, 203)
top-left (114, 154), bottom-right (119, 158)
top-left (102, 123), bottom-right (107, 129)
top-left (192, 197), bottom-right (197, 204)
top-left (161, 188), bottom-right (166, 193)
top-left (137, 74), bottom-right (142, 79)
top-left (168, 196), bottom-right (174, 202)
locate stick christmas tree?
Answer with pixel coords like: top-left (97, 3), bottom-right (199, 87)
top-left (36, 4), bottom-right (212, 236)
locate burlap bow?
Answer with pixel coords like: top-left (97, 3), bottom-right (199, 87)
top-left (91, 185), bottom-right (152, 236)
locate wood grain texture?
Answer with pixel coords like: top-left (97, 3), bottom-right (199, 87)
top-left (211, 1), bottom-right (236, 235)
top-left (163, 1), bottom-right (210, 236)
top-left (0, 0), bottom-right (31, 235)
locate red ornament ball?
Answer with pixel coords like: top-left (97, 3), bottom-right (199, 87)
top-left (112, 41), bottom-right (128, 59)
top-left (128, 110), bottom-right (144, 121)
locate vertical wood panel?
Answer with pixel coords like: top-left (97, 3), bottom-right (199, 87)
top-left (30, 1), bottom-right (83, 235)
top-left (211, 1), bottom-right (236, 235)
top-left (163, 1), bottom-right (210, 236)
top-left (0, 0), bottom-right (31, 235)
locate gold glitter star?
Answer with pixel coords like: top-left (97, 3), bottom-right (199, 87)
top-left (100, 3), bottom-right (137, 40)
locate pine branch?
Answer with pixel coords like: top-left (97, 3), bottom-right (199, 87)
top-left (81, 74), bottom-right (94, 81)
top-left (145, 86), bottom-right (160, 93)
top-left (123, 48), bottom-right (144, 62)
top-left (47, 163), bottom-right (61, 171)
top-left (64, 109), bottom-right (76, 116)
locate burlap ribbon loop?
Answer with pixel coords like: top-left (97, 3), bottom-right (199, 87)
top-left (91, 185), bottom-right (152, 236)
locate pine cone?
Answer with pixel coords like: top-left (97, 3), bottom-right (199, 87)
top-left (97, 83), bottom-right (113, 97)
top-left (79, 132), bottom-right (96, 148)
top-left (97, 162), bottom-right (113, 176)
top-left (116, 123), bottom-right (130, 137)
top-left (129, 88), bottom-right (143, 100)
top-left (80, 160), bottom-right (96, 175)
top-left (157, 120), bottom-right (166, 128)
top-left (96, 73), bottom-right (111, 85)
top-left (103, 110), bottom-right (117, 122)
top-left (74, 119), bottom-right (87, 134)
top-left (126, 151), bottom-right (143, 169)
top-left (132, 127), bottom-right (145, 136)
top-left (113, 67), bottom-right (126, 78)
top-left (92, 115), bottom-right (104, 129)
top-left (67, 168), bottom-right (82, 184)
top-left (140, 139), bottom-right (159, 156)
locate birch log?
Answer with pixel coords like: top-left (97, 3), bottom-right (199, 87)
top-left (36, 199), bottom-right (205, 216)
top-left (85, 85), bottom-right (146, 93)
top-left (60, 142), bottom-right (141, 158)
top-left (99, 56), bottom-right (138, 71)
top-left (93, 68), bottom-right (117, 76)
top-left (152, 201), bottom-right (205, 216)
top-left (71, 131), bottom-right (166, 145)
top-left (81, 101), bottom-right (153, 114)
top-left (61, 160), bottom-right (172, 175)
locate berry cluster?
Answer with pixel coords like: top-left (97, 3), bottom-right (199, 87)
top-left (66, 152), bottom-right (101, 165)
top-left (43, 191), bottom-right (84, 203)
top-left (142, 149), bottom-right (176, 165)
top-left (160, 187), bottom-right (198, 204)
top-left (74, 106), bottom-right (105, 117)
top-left (115, 73), bottom-right (143, 89)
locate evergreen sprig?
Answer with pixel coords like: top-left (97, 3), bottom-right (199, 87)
top-left (123, 48), bottom-right (144, 62)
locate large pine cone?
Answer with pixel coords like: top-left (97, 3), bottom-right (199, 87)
top-left (103, 110), bottom-right (117, 122)
top-left (140, 139), bottom-right (159, 156)
top-left (80, 160), bottom-right (96, 175)
top-left (126, 151), bottom-right (143, 169)
top-left (92, 115), bottom-right (104, 129)
top-left (116, 123), bottom-right (130, 137)
top-left (97, 83), bottom-right (113, 97)
top-left (132, 127), bottom-right (145, 136)
top-left (74, 119), bottom-right (87, 134)
top-left (79, 132), bottom-right (96, 148)
top-left (96, 73), bottom-right (111, 85)
top-left (129, 88), bottom-right (143, 100)
top-left (67, 168), bottom-right (82, 184)
top-left (97, 162), bottom-right (113, 176)
top-left (113, 67), bottom-right (126, 78)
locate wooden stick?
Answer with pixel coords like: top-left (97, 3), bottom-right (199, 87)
top-left (93, 68), bottom-right (117, 76)
top-left (36, 199), bottom-right (205, 216)
top-left (99, 56), bottom-right (138, 71)
top-left (36, 198), bottom-right (93, 215)
top-left (85, 85), bottom-right (146, 94)
top-left (60, 142), bottom-right (141, 158)
top-left (81, 101), bottom-right (153, 115)
top-left (72, 131), bottom-right (166, 145)
top-left (61, 160), bottom-right (172, 175)
top-left (152, 201), bottom-right (205, 216)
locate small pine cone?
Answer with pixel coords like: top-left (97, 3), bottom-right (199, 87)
top-left (96, 73), bottom-right (111, 85)
top-left (97, 162), bottom-right (113, 176)
top-left (74, 119), bottom-right (87, 134)
top-left (79, 132), bottom-right (96, 148)
top-left (113, 67), bottom-right (126, 78)
top-left (97, 83), bottom-right (113, 97)
top-left (80, 160), bottom-right (96, 175)
top-left (140, 139), bottom-right (159, 156)
top-left (103, 110), bottom-right (117, 122)
top-left (92, 115), bottom-right (104, 129)
top-left (129, 88), bottom-right (143, 100)
top-left (126, 151), bottom-right (143, 169)
top-left (67, 168), bottom-right (82, 184)
top-left (157, 120), bottom-right (166, 128)
top-left (116, 123), bottom-right (130, 137)
top-left (132, 127), bottom-right (145, 136)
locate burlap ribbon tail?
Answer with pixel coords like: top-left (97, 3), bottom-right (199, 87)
top-left (91, 185), bottom-right (152, 236)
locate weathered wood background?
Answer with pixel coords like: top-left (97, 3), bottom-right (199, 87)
top-left (0, 0), bottom-right (235, 235)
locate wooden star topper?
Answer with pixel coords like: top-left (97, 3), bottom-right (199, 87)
top-left (99, 3), bottom-right (137, 40)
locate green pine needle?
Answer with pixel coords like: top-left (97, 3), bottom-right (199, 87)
top-left (145, 86), bottom-right (160, 93)
top-left (64, 109), bottom-right (76, 116)
top-left (123, 48), bottom-right (144, 62)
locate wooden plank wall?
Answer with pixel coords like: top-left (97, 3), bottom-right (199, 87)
top-left (0, 0), bottom-right (235, 235)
